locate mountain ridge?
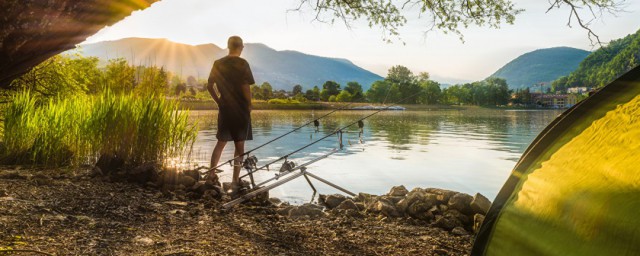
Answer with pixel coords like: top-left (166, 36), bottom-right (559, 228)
top-left (489, 46), bottom-right (590, 89)
top-left (76, 38), bottom-right (382, 90)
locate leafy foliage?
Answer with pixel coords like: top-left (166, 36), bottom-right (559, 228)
top-left (552, 29), bottom-right (640, 92)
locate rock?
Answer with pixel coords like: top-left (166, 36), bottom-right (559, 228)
top-left (191, 181), bottom-right (209, 194)
top-left (320, 194), bottom-right (347, 209)
top-left (368, 200), bottom-right (401, 218)
top-left (250, 190), bottom-right (269, 205)
top-left (0, 190), bottom-right (7, 197)
top-left (276, 206), bottom-right (294, 216)
top-left (130, 163), bottom-right (159, 184)
top-left (433, 215), bottom-right (462, 231)
top-left (165, 201), bottom-right (188, 206)
top-left (470, 193), bottom-right (491, 215)
top-left (133, 236), bottom-right (154, 246)
top-left (354, 192), bottom-right (377, 205)
top-left (406, 200), bottom-right (436, 221)
top-left (355, 202), bottom-right (365, 211)
top-left (447, 193), bottom-right (474, 215)
top-left (269, 197), bottom-right (283, 207)
top-left (95, 154), bottom-right (125, 175)
top-left (451, 227), bottom-right (468, 236)
top-left (474, 214), bottom-right (485, 233)
top-left (388, 185), bottom-right (409, 197)
top-left (396, 191), bottom-right (437, 214)
top-left (381, 195), bottom-right (404, 205)
top-left (202, 189), bottom-right (220, 201)
top-left (444, 209), bottom-right (470, 227)
top-left (289, 204), bottom-right (325, 219)
top-left (90, 166), bottom-right (103, 177)
top-left (437, 204), bottom-right (448, 213)
top-left (182, 169), bottom-right (200, 181)
top-left (335, 199), bottom-right (359, 211)
top-left (178, 175), bottom-right (196, 188)
top-left (424, 188), bottom-right (457, 204)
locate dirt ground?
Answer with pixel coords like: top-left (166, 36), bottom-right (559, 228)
top-left (0, 167), bottom-right (472, 255)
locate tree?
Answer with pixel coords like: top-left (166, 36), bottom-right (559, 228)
top-left (10, 54), bottom-right (90, 97)
top-left (260, 82), bottom-right (273, 100)
top-left (251, 84), bottom-right (263, 100)
top-left (335, 90), bottom-right (353, 102)
top-left (366, 80), bottom-right (400, 103)
top-left (320, 81), bottom-right (341, 101)
top-left (105, 58), bottom-right (136, 93)
top-left (297, 0), bottom-right (622, 44)
top-left (419, 80), bottom-right (442, 105)
top-left (305, 86), bottom-right (320, 101)
top-left (292, 84), bottom-right (303, 95)
top-left (344, 81), bottom-right (364, 102)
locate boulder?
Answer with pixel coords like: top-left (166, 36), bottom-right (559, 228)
top-left (129, 163), bottom-right (159, 184)
top-left (335, 199), bottom-right (359, 211)
top-left (470, 193), bottom-right (492, 215)
top-left (388, 185), bottom-right (409, 197)
top-left (289, 204), bottom-right (325, 219)
top-left (320, 194), bottom-right (348, 209)
top-left (178, 175), bottom-right (196, 188)
top-left (447, 193), bottom-right (474, 215)
top-left (381, 195), bottom-right (404, 205)
top-left (276, 206), bottom-right (294, 216)
top-left (433, 215), bottom-right (463, 231)
top-left (396, 191), bottom-right (437, 214)
top-left (406, 201), bottom-right (435, 221)
top-left (269, 197), bottom-right (284, 207)
top-left (354, 192), bottom-right (377, 205)
top-left (473, 214), bottom-right (485, 233)
top-left (424, 188), bottom-right (457, 204)
top-left (451, 227), bottom-right (468, 236)
top-left (368, 200), bottom-right (401, 218)
top-left (444, 209), bottom-right (470, 227)
top-left (191, 181), bottom-right (213, 194)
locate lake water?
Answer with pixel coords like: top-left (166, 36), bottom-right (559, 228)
top-left (186, 108), bottom-right (562, 204)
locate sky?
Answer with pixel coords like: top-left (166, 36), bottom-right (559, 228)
top-left (84, 0), bottom-right (640, 84)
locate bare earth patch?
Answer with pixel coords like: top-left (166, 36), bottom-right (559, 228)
top-left (0, 168), bottom-right (472, 255)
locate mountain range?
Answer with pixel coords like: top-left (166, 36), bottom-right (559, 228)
top-left (489, 47), bottom-right (590, 89)
top-left (76, 37), bottom-right (382, 90)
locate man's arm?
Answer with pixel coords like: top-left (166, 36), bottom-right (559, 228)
top-left (241, 84), bottom-right (252, 111)
top-left (206, 81), bottom-right (221, 104)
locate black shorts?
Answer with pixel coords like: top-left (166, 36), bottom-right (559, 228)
top-left (216, 107), bottom-right (252, 142)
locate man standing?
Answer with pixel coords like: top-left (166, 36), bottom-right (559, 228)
top-left (207, 36), bottom-right (254, 194)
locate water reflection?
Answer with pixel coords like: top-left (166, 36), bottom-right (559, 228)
top-left (188, 109), bottom-right (561, 203)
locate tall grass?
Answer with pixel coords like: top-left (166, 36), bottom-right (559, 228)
top-left (0, 90), bottom-right (197, 167)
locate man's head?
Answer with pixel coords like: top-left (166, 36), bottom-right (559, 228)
top-left (228, 36), bottom-right (244, 55)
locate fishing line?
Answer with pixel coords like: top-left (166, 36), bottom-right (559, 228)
top-left (239, 94), bottom-right (417, 181)
top-left (210, 101), bottom-right (358, 171)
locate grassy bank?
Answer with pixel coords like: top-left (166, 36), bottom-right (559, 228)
top-left (0, 90), bottom-right (197, 167)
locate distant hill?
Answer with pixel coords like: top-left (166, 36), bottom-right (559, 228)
top-left (552, 28), bottom-right (640, 91)
top-left (76, 38), bottom-right (382, 90)
top-left (489, 47), bottom-right (590, 89)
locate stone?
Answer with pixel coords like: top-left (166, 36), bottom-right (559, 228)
top-left (396, 191), bottom-right (437, 214)
top-left (381, 195), bottom-right (404, 205)
top-left (354, 192), bottom-right (377, 205)
top-left (133, 236), bottom-right (154, 246)
top-left (355, 202), bottom-right (365, 211)
top-left (335, 199), bottom-right (359, 211)
top-left (182, 169), bottom-right (200, 181)
top-left (191, 181), bottom-right (211, 194)
top-left (369, 200), bottom-right (401, 218)
top-left (451, 227), bottom-right (468, 236)
top-left (130, 163), bottom-right (159, 184)
top-left (444, 209), bottom-right (470, 226)
top-left (178, 175), bottom-right (196, 188)
top-left (90, 166), bottom-right (103, 177)
top-left (470, 193), bottom-right (492, 215)
top-left (388, 185), bottom-right (409, 197)
top-left (447, 193), bottom-right (474, 215)
top-left (276, 206), bottom-right (294, 216)
top-left (473, 214), bottom-right (485, 233)
top-left (424, 188), bottom-right (457, 203)
top-left (288, 204), bottom-right (325, 219)
top-left (268, 197), bottom-right (283, 207)
top-left (406, 200), bottom-right (436, 221)
top-left (320, 194), bottom-right (348, 209)
top-left (433, 215), bottom-right (462, 231)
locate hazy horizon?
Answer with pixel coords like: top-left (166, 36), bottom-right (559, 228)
top-left (84, 0), bottom-right (640, 84)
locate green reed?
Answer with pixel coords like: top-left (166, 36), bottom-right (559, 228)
top-left (0, 90), bottom-right (197, 167)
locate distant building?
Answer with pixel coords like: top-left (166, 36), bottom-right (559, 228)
top-left (531, 93), bottom-right (577, 108)
top-left (567, 87), bottom-right (589, 94)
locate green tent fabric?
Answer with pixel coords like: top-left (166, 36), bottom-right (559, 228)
top-left (472, 65), bottom-right (640, 256)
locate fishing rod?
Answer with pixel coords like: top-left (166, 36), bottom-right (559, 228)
top-left (238, 94), bottom-right (416, 184)
top-left (210, 101), bottom-right (359, 171)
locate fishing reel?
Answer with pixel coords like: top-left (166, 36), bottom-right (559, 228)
top-left (279, 160), bottom-right (296, 173)
top-left (243, 155), bottom-right (258, 170)
top-left (313, 119), bottom-right (320, 133)
top-left (358, 120), bottom-right (365, 143)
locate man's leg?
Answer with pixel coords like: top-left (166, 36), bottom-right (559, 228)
top-left (231, 140), bottom-right (245, 187)
top-left (210, 140), bottom-right (227, 170)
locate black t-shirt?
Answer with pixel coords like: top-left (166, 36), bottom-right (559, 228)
top-left (208, 56), bottom-right (255, 110)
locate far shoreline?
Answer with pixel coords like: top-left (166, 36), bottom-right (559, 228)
top-left (178, 99), bottom-right (568, 111)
